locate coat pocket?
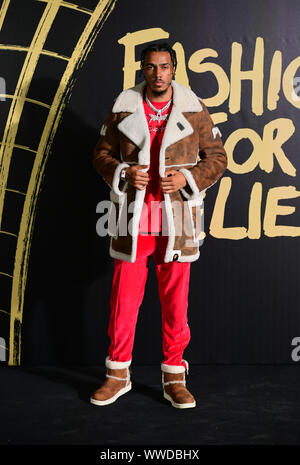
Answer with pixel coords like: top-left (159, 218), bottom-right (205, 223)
top-left (108, 190), bottom-right (126, 237)
top-left (187, 193), bottom-right (204, 244)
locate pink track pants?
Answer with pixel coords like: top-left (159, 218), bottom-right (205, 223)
top-left (107, 233), bottom-right (191, 367)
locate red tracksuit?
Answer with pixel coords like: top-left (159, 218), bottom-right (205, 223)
top-left (107, 98), bottom-right (191, 367)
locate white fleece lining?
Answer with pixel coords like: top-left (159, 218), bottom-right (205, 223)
top-left (105, 356), bottom-right (131, 369)
top-left (179, 164), bottom-right (198, 200)
top-left (179, 168), bottom-right (200, 199)
top-left (117, 105), bottom-right (151, 165)
top-left (187, 196), bottom-right (204, 243)
top-left (161, 363), bottom-right (186, 374)
top-left (163, 193), bottom-right (176, 263)
top-left (188, 202), bottom-right (196, 243)
top-left (112, 81), bottom-right (145, 113)
top-left (112, 80), bottom-right (202, 114)
top-left (112, 162), bottom-right (130, 196)
top-left (128, 187), bottom-right (147, 262)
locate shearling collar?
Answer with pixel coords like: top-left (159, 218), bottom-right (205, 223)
top-left (112, 80), bottom-right (202, 114)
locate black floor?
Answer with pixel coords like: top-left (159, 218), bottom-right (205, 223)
top-left (1, 364), bottom-right (300, 446)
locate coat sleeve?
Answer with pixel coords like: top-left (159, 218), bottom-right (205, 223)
top-left (179, 100), bottom-right (227, 198)
top-left (92, 105), bottom-right (130, 196)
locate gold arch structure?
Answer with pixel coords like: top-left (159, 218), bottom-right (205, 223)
top-left (0, 0), bottom-right (117, 365)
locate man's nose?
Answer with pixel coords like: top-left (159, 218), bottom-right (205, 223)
top-left (154, 67), bottom-right (162, 78)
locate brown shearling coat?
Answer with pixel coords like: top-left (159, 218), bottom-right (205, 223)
top-left (93, 80), bottom-right (227, 263)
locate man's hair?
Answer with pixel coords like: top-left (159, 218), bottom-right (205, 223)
top-left (140, 42), bottom-right (177, 73)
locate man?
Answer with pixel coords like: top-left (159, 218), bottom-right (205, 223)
top-left (91, 43), bottom-right (227, 409)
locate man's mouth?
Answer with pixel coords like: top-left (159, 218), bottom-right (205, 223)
top-left (153, 80), bottom-right (163, 86)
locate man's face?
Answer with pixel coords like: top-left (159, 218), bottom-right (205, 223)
top-left (142, 51), bottom-right (174, 96)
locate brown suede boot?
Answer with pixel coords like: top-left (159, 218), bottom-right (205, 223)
top-left (90, 357), bottom-right (132, 406)
top-left (161, 360), bottom-right (196, 409)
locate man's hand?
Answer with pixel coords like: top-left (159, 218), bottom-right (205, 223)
top-left (125, 164), bottom-right (149, 190)
top-left (160, 170), bottom-right (187, 193)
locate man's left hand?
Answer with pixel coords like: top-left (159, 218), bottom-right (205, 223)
top-left (160, 170), bottom-right (187, 193)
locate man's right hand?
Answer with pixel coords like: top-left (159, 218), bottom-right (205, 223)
top-left (124, 164), bottom-right (149, 190)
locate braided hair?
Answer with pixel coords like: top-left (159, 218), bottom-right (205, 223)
top-left (139, 43), bottom-right (177, 77)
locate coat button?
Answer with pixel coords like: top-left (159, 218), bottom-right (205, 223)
top-left (173, 253), bottom-right (179, 261)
